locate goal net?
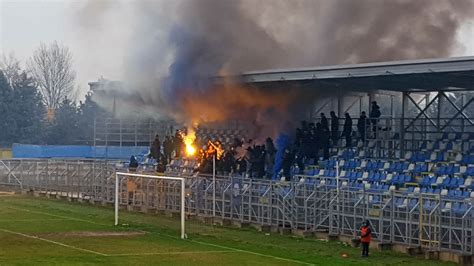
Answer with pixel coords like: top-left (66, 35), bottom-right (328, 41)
top-left (114, 172), bottom-right (186, 239)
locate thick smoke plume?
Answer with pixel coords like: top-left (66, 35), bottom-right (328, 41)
top-left (76, 0), bottom-right (474, 138)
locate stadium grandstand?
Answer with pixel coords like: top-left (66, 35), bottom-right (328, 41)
top-left (2, 56), bottom-right (474, 264)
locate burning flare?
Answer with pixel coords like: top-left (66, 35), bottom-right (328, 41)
top-left (181, 128), bottom-right (197, 157)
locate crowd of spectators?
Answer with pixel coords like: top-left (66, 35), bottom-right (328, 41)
top-left (145, 101), bottom-right (382, 179)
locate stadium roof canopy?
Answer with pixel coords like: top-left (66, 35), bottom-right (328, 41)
top-left (237, 56), bottom-right (474, 93)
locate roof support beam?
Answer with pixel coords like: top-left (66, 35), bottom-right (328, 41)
top-left (440, 95), bottom-right (474, 131)
top-left (405, 93), bottom-right (439, 130)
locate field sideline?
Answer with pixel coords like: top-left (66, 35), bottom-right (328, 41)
top-left (0, 195), bottom-right (455, 265)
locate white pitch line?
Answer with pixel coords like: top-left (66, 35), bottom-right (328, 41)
top-left (189, 239), bottom-right (315, 266)
top-left (7, 206), bottom-right (113, 227)
top-left (8, 206), bottom-right (315, 265)
top-left (0, 218), bottom-right (67, 222)
top-left (108, 250), bottom-right (237, 257)
top-left (0, 228), bottom-right (107, 257)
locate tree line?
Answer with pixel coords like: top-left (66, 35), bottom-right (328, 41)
top-left (0, 42), bottom-right (106, 147)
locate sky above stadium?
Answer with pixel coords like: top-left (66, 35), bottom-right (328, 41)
top-left (1, 0), bottom-right (474, 98)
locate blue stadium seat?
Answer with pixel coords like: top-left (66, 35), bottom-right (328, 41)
top-left (453, 202), bottom-right (470, 216)
top-left (349, 182), bottom-right (363, 191)
top-left (450, 178), bottom-right (463, 189)
top-left (440, 177), bottom-right (451, 188)
top-left (421, 176), bottom-right (435, 187)
top-left (403, 175), bottom-right (413, 184)
top-left (408, 199), bottom-right (418, 209)
top-left (370, 195), bottom-right (382, 205)
top-left (464, 167), bottom-right (474, 176)
top-left (404, 186), bottom-right (415, 195)
top-left (462, 155), bottom-right (474, 165)
top-left (303, 168), bottom-right (316, 176)
top-left (413, 163), bottom-right (428, 174)
top-left (436, 166), bottom-right (447, 175)
top-left (423, 200), bottom-right (436, 212)
top-left (394, 197), bottom-right (405, 208)
top-left (390, 175), bottom-right (400, 185)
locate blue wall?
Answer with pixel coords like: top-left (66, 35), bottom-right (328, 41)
top-left (12, 143), bottom-right (149, 159)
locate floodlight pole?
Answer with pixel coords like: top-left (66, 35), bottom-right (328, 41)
top-left (212, 154), bottom-right (216, 217)
top-left (114, 172), bottom-right (119, 226)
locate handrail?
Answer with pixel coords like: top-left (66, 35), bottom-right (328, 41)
top-left (0, 159), bottom-right (22, 188)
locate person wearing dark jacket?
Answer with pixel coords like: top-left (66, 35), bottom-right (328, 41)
top-left (163, 136), bottom-right (173, 164)
top-left (320, 113), bottom-right (329, 131)
top-left (281, 148), bottom-right (293, 181)
top-left (358, 112), bottom-right (368, 142)
top-left (317, 123), bottom-right (330, 160)
top-left (150, 134), bottom-right (161, 161)
top-left (360, 220), bottom-right (372, 257)
top-left (341, 113), bottom-right (353, 147)
top-left (330, 111), bottom-right (339, 146)
top-left (174, 130), bottom-right (183, 158)
top-left (129, 156), bottom-right (139, 170)
top-left (265, 138), bottom-right (276, 179)
top-left (370, 101), bottom-right (381, 138)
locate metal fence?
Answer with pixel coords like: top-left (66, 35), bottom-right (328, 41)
top-left (0, 159), bottom-right (472, 254)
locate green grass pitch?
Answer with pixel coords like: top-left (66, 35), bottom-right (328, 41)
top-left (0, 195), bottom-right (455, 265)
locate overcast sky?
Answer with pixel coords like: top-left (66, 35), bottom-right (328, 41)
top-left (2, 0), bottom-right (474, 98)
top-left (0, 0), bottom-right (122, 96)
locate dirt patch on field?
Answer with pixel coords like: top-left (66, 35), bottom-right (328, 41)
top-left (0, 191), bottom-right (16, 196)
top-left (37, 231), bottom-right (147, 238)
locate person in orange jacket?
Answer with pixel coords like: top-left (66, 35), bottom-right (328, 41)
top-left (360, 220), bottom-right (372, 257)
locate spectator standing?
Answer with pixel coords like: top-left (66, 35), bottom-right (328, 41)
top-left (314, 122), bottom-right (323, 163)
top-left (330, 111), bottom-right (339, 145)
top-left (174, 130), bottom-right (183, 157)
top-left (320, 123), bottom-right (330, 160)
top-left (320, 113), bottom-right (329, 131)
top-left (341, 113), bottom-right (353, 147)
top-left (281, 148), bottom-right (293, 181)
top-left (358, 112), bottom-right (368, 142)
top-left (265, 138), bottom-right (276, 179)
top-left (360, 220), bottom-right (372, 257)
top-left (163, 136), bottom-right (173, 164)
top-left (370, 101), bottom-right (381, 138)
top-left (150, 134), bottom-right (161, 161)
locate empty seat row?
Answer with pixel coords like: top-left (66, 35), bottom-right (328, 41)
top-left (435, 165), bottom-right (461, 175)
top-left (389, 174), bottom-right (413, 186)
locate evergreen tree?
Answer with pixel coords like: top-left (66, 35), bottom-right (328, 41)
top-left (46, 98), bottom-right (80, 145)
top-left (77, 91), bottom-right (106, 145)
top-left (0, 71), bottom-right (13, 146)
top-left (9, 72), bottom-right (46, 144)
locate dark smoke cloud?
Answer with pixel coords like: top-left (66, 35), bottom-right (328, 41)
top-left (76, 0), bottom-right (474, 138)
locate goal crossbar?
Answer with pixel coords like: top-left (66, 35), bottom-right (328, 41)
top-left (114, 172), bottom-right (186, 239)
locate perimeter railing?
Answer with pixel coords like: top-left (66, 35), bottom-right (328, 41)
top-left (0, 158), bottom-right (472, 254)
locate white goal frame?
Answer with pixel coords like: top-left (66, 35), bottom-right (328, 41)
top-left (114, 172), bottom-right (186, 239)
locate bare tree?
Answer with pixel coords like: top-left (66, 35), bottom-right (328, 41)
top-left (0, 52), bottom-right (21, 88)
top-left (28, 42), bottom-right (76, 110)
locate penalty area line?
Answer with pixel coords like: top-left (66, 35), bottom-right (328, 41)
top-left (0, 228), bottom-right (108, 257)
top-left (7, 206), bottom-right (113, 227)
top-left (8, 206), bottom-right (314, 265)
top-left (107, 250), bottom-right (237, 257)
top-left (189, 239), bottom-right (315, 266)
top-left (0, 218), bottom-right (67, 222)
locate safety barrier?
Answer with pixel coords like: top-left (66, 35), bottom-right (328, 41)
top-left (12, 144), bottom-right (149, 159)
top-left (0, 159), bottom-right (472, 256)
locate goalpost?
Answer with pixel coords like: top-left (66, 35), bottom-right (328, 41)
top-left (114, 172), bottom-right (186, 239)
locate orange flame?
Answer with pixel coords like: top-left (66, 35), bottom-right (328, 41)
top-left (208, 140), bottom-right (224, 160)
top-left (181, 128), bottom-right (197, 157)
